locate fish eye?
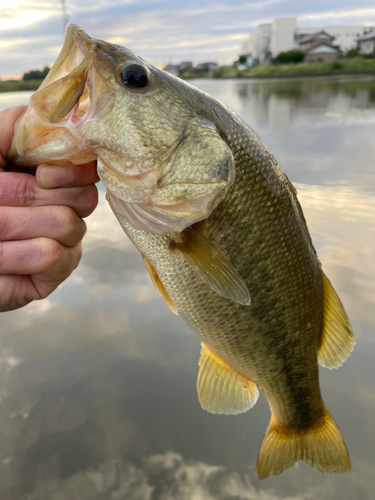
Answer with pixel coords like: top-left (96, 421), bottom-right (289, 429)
top-left (120, 64), bottom-right (148, 89)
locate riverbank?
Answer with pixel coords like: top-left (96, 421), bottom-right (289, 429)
top-left (241, 57), bottom-right (375, 78)
top-left (1, 58), bottom-right (374, 92)
top-left (181, 57), bottom-right (375, 80)
top-left (0, 79), bottom-right (42, 92)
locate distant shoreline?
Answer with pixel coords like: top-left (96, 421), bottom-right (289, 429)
top-left (214, 70), bottom-right (375, 80)
top-left (0, 80), bottom-right (43, 93)
top-left (1, 66), bottom-right (374, 93)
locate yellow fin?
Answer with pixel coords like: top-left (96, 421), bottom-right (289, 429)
top-left (177, 228), bottom-right (251, 306)
top-left (142, 255), bottom-right (178, 315)
top-left (257, 404), bottom-right (350, 479)
top-left (318, 271), bottom-right (355, 369)
top-left (197, 343), bottom-right (258, 415)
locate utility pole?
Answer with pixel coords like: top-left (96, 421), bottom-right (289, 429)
top-left (61, 0), bottom-right (69, 33)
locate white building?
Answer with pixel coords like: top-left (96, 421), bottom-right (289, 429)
top-left (356, 32), bottom-right (375, 55)
top-left (243, 18), bottom-right (375, 61)
top-left (271, 18), bottom-right (297, 57)
top-left (242, 24), bottom-right (271, 64)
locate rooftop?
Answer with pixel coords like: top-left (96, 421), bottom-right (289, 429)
top-left (298, 31), bottom-right (334, 44)
top-left (357, 31), bottom-right (375, 42)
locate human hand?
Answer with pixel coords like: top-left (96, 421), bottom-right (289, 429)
top-left (0, 105), bottom-right (99, 312)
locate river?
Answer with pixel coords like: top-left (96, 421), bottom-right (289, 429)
top-left (0, 75), bottom-right (374, 499)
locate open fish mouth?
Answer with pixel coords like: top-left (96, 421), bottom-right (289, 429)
top-left (31, 24), bottom-right (94, 126)
top-left (7, 24), bottom-right (105, 166)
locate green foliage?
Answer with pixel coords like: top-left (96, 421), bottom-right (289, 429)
top-left (0, 79), bottom-right (43, 92)
top-left (244, 57), bottom-right (375, 77)
top-left (273, 50), bottom-right (304, 64)
top-left (329, 61), bottom-right (344, 71)
top-left (23, 66), bottom-right (50, 81)
top-left (212, 66), bottom-right (242, 78)
top-left (233, 55), bottom-right (248, 68)
top-left (346, 48), bottom-right (361, 59)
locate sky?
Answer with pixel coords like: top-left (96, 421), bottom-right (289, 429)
top-left (1, 0), bottom-right (375, 79)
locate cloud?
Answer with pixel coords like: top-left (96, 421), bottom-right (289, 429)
top-left (1, 1), bottom-right (375, 77)
top-left (299, 6), bottom-right (375, 24)
top-left (27, 451), bottom-right (372, 500)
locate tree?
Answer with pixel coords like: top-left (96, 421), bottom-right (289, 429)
top-left (234, 55), bottom-right (248, 67)
top-left (346, 48), bottom-right (360, 58)
top-left (273, 50), bottom-right (304, 64)
top-left (23, 66), bottom-right (50, 81)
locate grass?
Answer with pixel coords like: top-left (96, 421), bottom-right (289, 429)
top-left (243, 58), bottom-right (375, 78)
top-left (0, 79), bottom-right (42, 92)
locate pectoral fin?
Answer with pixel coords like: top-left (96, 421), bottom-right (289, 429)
top-left (197, 343), bottom-right (258, 414)
top-left (142, 255), bottom-right (178, 315)
top-left (317, 271), bottom-right (355, 369)
top-left (177, 228), bottom-right (251, 306)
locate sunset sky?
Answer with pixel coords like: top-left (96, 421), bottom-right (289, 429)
top-left (1, 0), bottom-right (375, 79)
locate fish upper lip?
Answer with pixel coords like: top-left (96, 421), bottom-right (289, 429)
top-left (69, 23), bottom-right (94, 56)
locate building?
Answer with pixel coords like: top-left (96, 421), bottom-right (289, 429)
top-left (270, 18), bottom-right (297, 57)
top-left (242, 24), bottom-right (271, 64)
top-left (303, 43), bottom-right (341, 63)
top-left (357, 31), bottom-right (375, 55)
top-left (196, 62), bottom-right (219, 70)
top-left (242, 18), bottom-right (375, 62)
top-left (163, 64), bottom-right (179, 75)
top-left (298, 31), bottom-right (335, 52)
top-left (296, 25), bottom-right (373, 54)
top-left (297, 32), bottom-right (341, 63)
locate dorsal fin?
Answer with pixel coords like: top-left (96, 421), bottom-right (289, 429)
top-left (176, 228), bottom-right (251, 306)
top-left (197, 343), bottom-right (258, 414)
top-left (142, 255), bottom-right (178, 315)
top-left (318, 271), bottom-right (355, 369)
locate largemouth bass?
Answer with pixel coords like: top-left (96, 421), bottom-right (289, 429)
top-left (8, 24), bottom-right (355, 479)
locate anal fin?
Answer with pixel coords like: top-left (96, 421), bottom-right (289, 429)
top-left (318, 271), bottom-right (355, 369)
top-left (142, 255), bottom-right (178, 315)
top-left (197, 343), bottom-right (258, 415)
top-left (257, 404), bottom-right (350, 479)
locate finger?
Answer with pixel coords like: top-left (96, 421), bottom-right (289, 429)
top-left (0, 238), bottom-right (81, 276)
top-left (0, 105), bottom-right (28, 168)
top-left (0, 172), bottom-right (98, 218)
top-left (0, 242), bottom-right (82, 312)
top-left (0, 206), bottom-right (86, 247)
top-left (0, 275), bottom-right (34, 312)
top-left (37, 161), bottom-right (100, 189)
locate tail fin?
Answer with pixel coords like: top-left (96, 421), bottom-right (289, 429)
top-left (257, 405), bottom-right (350, 479)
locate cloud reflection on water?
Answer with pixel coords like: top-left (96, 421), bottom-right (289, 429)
top-left (0, 179), bottom-right (373, 499)
top-left (0, 78), bottom-right (374, 498)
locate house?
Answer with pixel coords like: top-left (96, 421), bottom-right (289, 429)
top-left (179, 61), bottom-right (193, 69)
top-left (298, 31), bottom-right (341, 62)
top-left (357, 31), bottom-right (375, 55)
top-left (196, 62), bottom-right (218, 70)
top-left (163, 64), bottom-right (180, 75)
top-left (298, 31), bottom-right (335, 51)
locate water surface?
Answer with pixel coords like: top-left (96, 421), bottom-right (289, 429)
top-left (1, 76), bottom-right (375, 499)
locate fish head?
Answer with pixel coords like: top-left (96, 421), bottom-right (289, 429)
top-left (8, 24), bottom-right (235, 234)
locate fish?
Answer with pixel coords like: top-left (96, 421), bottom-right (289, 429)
top-left (8, 23), bottom-right (355, 479)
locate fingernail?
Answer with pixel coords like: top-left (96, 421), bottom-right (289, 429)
top-left (38, 165), bottom-right (73, 188)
